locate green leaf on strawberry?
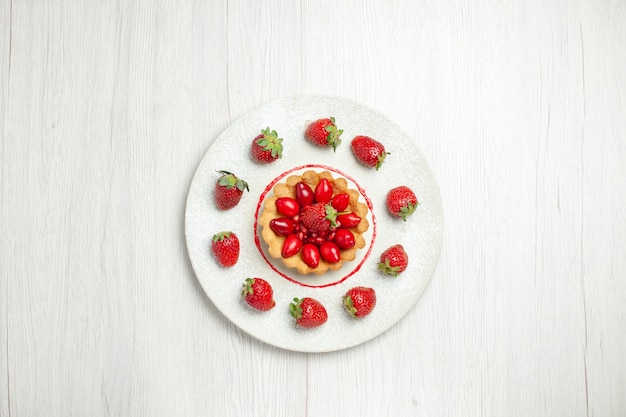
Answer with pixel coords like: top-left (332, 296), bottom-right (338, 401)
top-left (252, 127), bottom-right (283, 163)
top-left (217, 170), bottom-right (249, 192)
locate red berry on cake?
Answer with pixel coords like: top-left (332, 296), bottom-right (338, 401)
top-left (269, 218), bottom-right (297, 236)
top-left (301, 243), bottom-right (321, 268)
top-left (314, 178), bottom-right (333, 204)
top-left (333, 229), bottom-right (355, 249)
top-left (319, 241), bottom-right (341, 263)
top-left (330, 193), bottom-right (350, 211)
top-left (336, 212), bottom-right (361, 228)
top-left (282, 233), bottom-right (303, 258)
top-left (299, 202), bottom-right (333, 234)
top-left (295, 182), bottom-right (315, 207)
top-left (258, 170), bottom-right (370, 275)
top-left (275, 197), bottom-right (301, 218)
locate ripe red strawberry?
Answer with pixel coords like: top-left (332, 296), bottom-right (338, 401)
top-left (304, 117), bottom-right (343, 151)
top-left (386, 186), bottom-right (418, 221)
top-left (378, 244), bottom-right (409, 276)
top-left (343, 286), bottom-right (376, 318)
top-left (299, 203), bottom-right (338, 234)
top-left (241, 277), bottom-right (276, 311)
top-left (289, 297), bottom-right (328, 328)
top-left (211, 231), bottom-right (240, 267)
top-left (251, 127), bottom-right (283, 164)
top-left (351, 135), bottom-right (389, 170)
top-left (214, 170), bottom-right (249, 210)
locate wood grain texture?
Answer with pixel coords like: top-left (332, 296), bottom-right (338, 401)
top-left (1, 0), bottom-right (10, 414)
top-left (1, 0), bottom-right (625, 416)
top-left (0, 2), bottom-right (11, 416)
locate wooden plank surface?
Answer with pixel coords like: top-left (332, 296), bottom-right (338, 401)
top-left (0, 0), bottom-right (624, 416)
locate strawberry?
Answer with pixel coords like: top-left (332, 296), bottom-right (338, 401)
top-left (343, 286), bottom-right (376, 318)
top-left (386, 185), bottom-right (418, 221)
top-left (289, 297), bottom-right (328, 328)
top-left (304, 117), bottom-right (343, 151)
top-left (299, 203), bottom-right (338, 234)
top-left (251, 127), bottom-right (283, 164)
top-left (211, 231), bottom-right (240, 267)
top-left (378, 244), bottom-right (409, 276)
top-left (241, 277), bottom-right (276, 311)
top-left (351, 135), bottom-right (389, 170)
top-left (214, 170), bottom-right (249, 210)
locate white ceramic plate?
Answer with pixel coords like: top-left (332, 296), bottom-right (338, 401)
top-left (185, 95), bottom-right (443, 352)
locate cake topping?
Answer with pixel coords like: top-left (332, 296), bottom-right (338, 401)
top-left (259, 170), bottom-right (370, 275)
top-left (273, 180), bottom-right (361, 265)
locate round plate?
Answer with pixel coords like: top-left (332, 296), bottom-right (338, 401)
top-left (185, 95), bottom-right (443, 352)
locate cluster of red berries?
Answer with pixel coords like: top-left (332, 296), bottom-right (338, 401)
top-left (269, 178), bottom-right (362, 269)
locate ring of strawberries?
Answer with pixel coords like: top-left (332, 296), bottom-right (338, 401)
top-left (210, 116), bottom-right (423, 333)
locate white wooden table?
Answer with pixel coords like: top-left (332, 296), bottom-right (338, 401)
top-left (1, 1), bottom-right (625, 415)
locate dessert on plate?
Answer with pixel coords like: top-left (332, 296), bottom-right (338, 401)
top-left (259, 170), bottom-right (369, 275)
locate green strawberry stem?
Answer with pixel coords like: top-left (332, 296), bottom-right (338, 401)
top-left (216, 170), bottom-right (249, 192)
top-left (399, 201), bottom-right (418, 221)
top-left (343, 295), bottom-right (357, 317)
top-left (257, 127), bottom-right (283, 158)
top-left (289, 298), bottom-right (303, 319)
top-left (324, 204), bottom-right (349, 227)
top-left (378, 259), bottom-right (401, 277)
top-left (212, 231), bottom-right (232, 242)
top-left (375, 151), bottom-right (390, 170)
top-left (325, 117), bottom-right (343, 152)
top-left (241, 278), bottom-right (255, 297)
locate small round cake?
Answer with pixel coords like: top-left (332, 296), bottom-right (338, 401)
top-left (259, 170), bottom-right (370, 275)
